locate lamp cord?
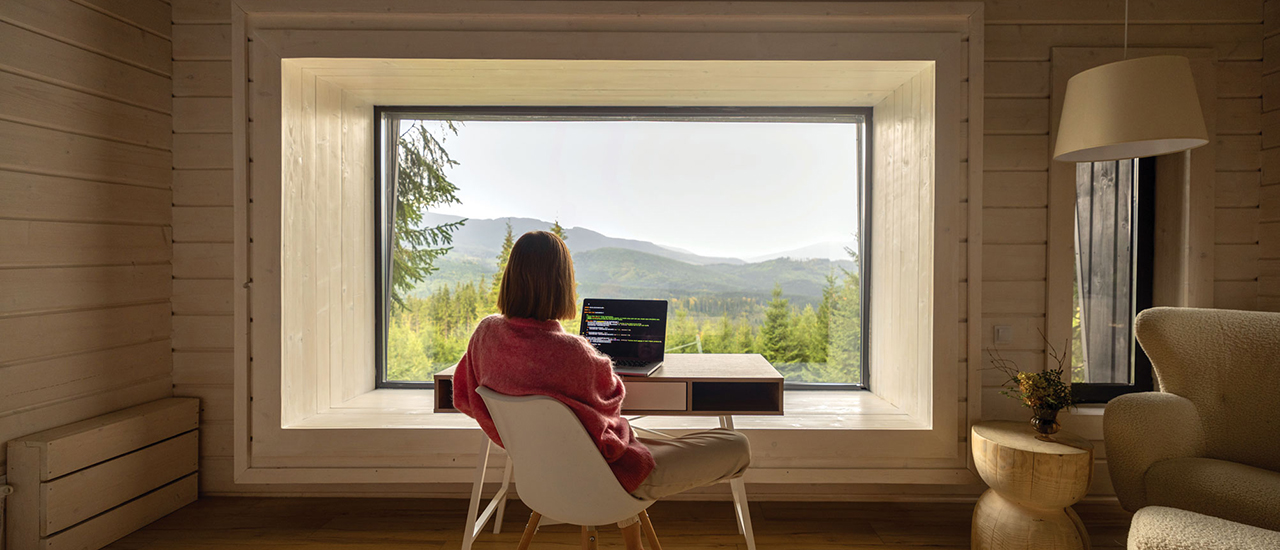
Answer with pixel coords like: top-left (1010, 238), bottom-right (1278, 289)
top-left (1123, 0), bottom-right (1129, 59)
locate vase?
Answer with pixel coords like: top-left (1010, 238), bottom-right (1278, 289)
top-left (1030, 408), bottom-right (1061, 436)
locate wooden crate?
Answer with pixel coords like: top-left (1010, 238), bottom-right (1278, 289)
top-left (6, 398), bottom-right (199, 550)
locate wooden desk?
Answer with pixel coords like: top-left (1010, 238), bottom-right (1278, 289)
top-left (437, 353), bottom-right (783, 550)
top-left (434, 353), bottom-right (785, 416)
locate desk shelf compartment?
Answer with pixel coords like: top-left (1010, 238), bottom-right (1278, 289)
top-left (690, 381), bottom-right (783, 415)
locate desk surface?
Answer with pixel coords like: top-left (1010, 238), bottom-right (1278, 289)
top-left (434, 353), bottom-right (782, 383)
top-left (434, 353), bottom-right (784, 416)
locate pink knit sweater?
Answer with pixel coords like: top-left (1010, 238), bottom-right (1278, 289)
top-left (452, 315), bottom-right (655, 492)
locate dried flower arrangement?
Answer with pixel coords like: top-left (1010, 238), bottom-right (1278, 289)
top-left (988, 335), bottom-right (1074, 435)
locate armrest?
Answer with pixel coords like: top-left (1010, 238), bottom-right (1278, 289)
top-left (1104, 392), bottom-right (1207, 512)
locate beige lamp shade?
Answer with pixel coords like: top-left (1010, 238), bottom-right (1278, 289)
top-left (1053, 55), bottom-right (1208, 163)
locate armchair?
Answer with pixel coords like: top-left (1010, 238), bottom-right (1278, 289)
top-left (1105, 307), bottom-right (1280, 531)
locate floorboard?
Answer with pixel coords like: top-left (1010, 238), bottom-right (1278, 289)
top-left (103, 497), bottom-right (1132, 549)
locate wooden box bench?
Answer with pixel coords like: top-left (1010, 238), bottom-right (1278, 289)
top-left (6, 398), bottom-right (200, 550)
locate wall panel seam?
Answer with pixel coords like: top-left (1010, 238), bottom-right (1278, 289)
top-left (0, 337), bottom-right (171, 369)
top-left (0, 115), bottom-right (171, 153)
top-left (0, 215), bottom-right (173, 227)
top-left (0, 373), bottom-right (172, 420)
top-left (0, 66), bottom-right (171, 115)
top-left (0, 16), bottom-right (173, 78)
top-left (67, 0), bottom-right (172, 40)
top-left (0, 299), bottom-right (171, 321)
top-left (0, 261), bottom-right (172, 271)
top-left (0, 165), bottom-right (171, 190)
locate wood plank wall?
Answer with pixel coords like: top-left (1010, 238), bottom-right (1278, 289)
top-left (1262, 0), bottom-right (1280, 310)
top-left (170, 0), bottom-right (235, 486)
top-left (870, 66), bottom-right (939, 421)
top-left (0, 0), bottom-right (173, 475)
top-left (169, 0), bottom-right (1268, 498)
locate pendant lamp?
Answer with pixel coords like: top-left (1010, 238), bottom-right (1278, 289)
top-left (1053, 55), bottom-right (1208, 162)
top-left (1052, 0), bottom-right (1208, 162)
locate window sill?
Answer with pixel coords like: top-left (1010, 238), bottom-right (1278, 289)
top-left (1070, 403), bottom-right (1107, 416)
top-left (289, 389), bottom-right (927, 431)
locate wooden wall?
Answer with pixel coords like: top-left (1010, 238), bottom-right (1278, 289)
top-left (0, 0), bottom-right (173, 476)
top-left (169, 0), bottom-right (236, 486)
top-left (870, 66), bottom-right (938, 421)
top-left (1263, 0), bottom-right (1280, 310)
top-left (170, 0), bottom-right (1268, 498)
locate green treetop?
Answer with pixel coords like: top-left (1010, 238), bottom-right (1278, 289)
top-left (761, 284), bottom-right (801, 364)
top-left (491, 221), bottom-right (515, 302)
top-left (550, 220), bottom-right (568, 241)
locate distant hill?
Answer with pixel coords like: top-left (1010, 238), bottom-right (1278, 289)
top-left (747, 240), bottom-right (859, 263)
top-left (422, 212), bottom-right (745, 265)
top-left (417, 246), bottom-right (854, 304)
top-left (411, 214), bottom-right (860, 303)
top-left (575, 248), bottom-right (853, 301)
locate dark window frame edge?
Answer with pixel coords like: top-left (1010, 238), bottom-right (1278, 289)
top-left (373, 105), bottom-right (874, 392)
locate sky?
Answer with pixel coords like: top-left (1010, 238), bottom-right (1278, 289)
top-left (419, 119), bottom-right (863, 260)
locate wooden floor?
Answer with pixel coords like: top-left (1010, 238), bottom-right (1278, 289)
top-left (104, 497), bottom-right (1132, 549)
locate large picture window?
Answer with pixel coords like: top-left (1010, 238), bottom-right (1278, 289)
top-left (375, 107), bottom-right (871, 390)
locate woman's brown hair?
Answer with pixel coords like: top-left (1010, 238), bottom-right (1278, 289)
top-left (497, 231), bottom-right (578, 321)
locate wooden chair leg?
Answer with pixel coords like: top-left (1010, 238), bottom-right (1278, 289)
top-left (515, 512), bottom-right (541, 550)
top-left (581, 525), bottom-right (599, 550)
top-left (638, 510), bottom-right (662, 550)
top-left (621, 520), bottom-right (644, 550)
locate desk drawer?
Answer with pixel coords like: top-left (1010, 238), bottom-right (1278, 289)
top-left (622, 381), bottom-right (687, 411)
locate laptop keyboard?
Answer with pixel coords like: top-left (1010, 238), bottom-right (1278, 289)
top-left (614, 360), bottom-right (647, 367)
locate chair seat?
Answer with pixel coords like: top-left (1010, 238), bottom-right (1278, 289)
top-left (1145, 457), bottom-right (1280, 532)
top-left (1128, 506), bottom-right (1280, 550)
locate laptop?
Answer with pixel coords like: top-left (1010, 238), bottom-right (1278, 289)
top-left (579, 298), bottom-right (667, 376)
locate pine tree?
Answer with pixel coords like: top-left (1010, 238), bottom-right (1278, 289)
top-left (827, 271), bottom-right (862, 384)
top-left (708, 315), bottom-right (735, 353)
top-left (550, 220), bottom-right (567, 241)
top-left (736, 322), bottom-right (758, 354)
top-left (760, 284), bottom-right (800, 364)
top-left (391, 121), bottom-right (466, 308)
top-left (814, 273), bottom-right (836, 363)
top-left (796, 304), bottom-right (821, 364)
top-left (491, 221), bottom-right (515, 304)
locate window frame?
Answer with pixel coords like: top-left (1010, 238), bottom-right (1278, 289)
top-left (1070, 156), bottom-right (1157, 403)
top-left (372, 106), bottom-right (874, 391)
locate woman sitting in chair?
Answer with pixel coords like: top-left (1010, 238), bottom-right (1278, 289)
top-left (452, 230), bottom-right (751, 522)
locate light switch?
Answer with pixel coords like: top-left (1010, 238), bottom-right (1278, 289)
top-left (993, 325), bottom-right (1014, 345)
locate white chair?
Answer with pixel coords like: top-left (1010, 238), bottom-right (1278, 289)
top-left (476, 386), bottom-right (663, 550)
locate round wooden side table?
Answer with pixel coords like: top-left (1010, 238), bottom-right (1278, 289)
top-left (970, 420), bottom-right (1094, 550)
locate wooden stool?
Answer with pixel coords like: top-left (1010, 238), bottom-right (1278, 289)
top-left (970, 421), bottom-right (1094, 550)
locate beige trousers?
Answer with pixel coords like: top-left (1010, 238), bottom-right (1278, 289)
top-left (617, 428), bottom-right (751, 527)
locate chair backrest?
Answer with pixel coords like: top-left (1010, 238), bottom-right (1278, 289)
top-left (1135, 307), bottom-right (1280, 472)
top-left (476, 386), bottom-right (652, 526)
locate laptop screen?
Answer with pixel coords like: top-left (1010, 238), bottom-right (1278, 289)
top-left (579, 299), bottom-right (668, 362)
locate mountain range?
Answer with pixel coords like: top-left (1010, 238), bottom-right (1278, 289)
top-left (422, 212), bottom-right (855, 264)
top-left (414, 213), bottom-right (857, 302)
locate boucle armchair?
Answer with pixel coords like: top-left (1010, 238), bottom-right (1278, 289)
top-left (1105, 307), bottom-right (1280, 531)
top-left (1128, 507), bottom-right (1280, 550)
